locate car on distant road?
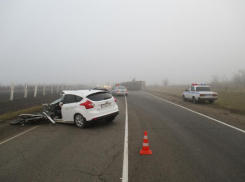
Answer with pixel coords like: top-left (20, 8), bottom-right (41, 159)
top-left (111, 85), bottom-right (128, 96)
top-left (182, 84), bottom-right (218, 104)
top-left (43, 90), bottom-right (119, 128)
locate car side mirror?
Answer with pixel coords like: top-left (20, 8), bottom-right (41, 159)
top-left (59, 102), bottom-right (63, 107)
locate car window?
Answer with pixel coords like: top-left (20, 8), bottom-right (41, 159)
top-left (64, 94), bottom-right (76, 104)
top-left (87, 92), bottom-right (112, 101)
top-left (119, 86), bottom-right (126, 89)
top-left (196, 87), bottom-right (211, 91)
top-left (76, 96), bottom-right (83, 102)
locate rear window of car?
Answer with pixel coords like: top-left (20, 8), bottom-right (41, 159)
top-left (196, 87), bottom-right (211, 91)
top-left (118, 86), bottom-right (126, 89)
top-left (87, 92), bottom-right (112, 101)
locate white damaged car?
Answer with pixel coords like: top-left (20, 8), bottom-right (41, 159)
top-left (43, 90), bottom-right (119, 128)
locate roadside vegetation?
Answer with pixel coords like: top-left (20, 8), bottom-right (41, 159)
top-left (147, 86), bottom-right (245, 114)
top-left (148, 69), bottom-right (245, 115)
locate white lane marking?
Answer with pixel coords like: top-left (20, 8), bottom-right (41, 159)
top-left (122, 96), bottom-right (128, 182)
top-left (146, 92), bottom-right (245, 134)
top-left (0, 125), bottom-right (40, 146)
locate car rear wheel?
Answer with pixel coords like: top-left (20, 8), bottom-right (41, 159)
top-left (74, 114), bottom-right (86, 128)
top-left (105, 116), bottom-right (116, 122)
top-left (192, 97), bottom-right (197, 104)
top-left (183, 95), bottom-right (186, 101)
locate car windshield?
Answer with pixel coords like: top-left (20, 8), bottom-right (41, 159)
top-left (50, 95), bottom-right (64, 105)
top-left (196, 87), bottom-right (211, 91)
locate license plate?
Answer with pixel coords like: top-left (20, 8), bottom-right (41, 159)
top-left (101, 103), bottom-right (111, 109)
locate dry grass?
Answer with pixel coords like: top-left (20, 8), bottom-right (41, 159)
top-left (0, 105), bottom-right (43, 123)
top-left (147, 86), bottom-right (245, 114)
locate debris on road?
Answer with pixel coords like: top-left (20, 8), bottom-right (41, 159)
top-left (10, 113), bottom-right (47, 125)
top-left (10, 108), bottom-right (56, 125)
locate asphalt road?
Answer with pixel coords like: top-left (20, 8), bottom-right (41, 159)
top-left (0, 91), bottom-right (245, 182)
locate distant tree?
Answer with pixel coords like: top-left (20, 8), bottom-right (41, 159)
top-left (162, 78), bottom-right (169, 86)
top-left (233, 69), bottom-right (245, 88)
top-left (211, 74), bottom-right (225, 88)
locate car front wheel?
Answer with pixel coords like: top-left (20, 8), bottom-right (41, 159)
top-left (74, 114), bottom-right (87, 128)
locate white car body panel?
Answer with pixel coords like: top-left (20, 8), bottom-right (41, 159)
top-left (54, 90), bottom-right (119, 123)
top-left (62, 102), bottom-right (76, 121)
top-left (75, 97), bottom-right (118, 121)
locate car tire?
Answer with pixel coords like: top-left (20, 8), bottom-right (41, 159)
top-left (105, 116), bottom-right (116, 122)
top-left (209, 100), bottom-right (214, 104)
top-left (192, 97), bottom-right (197, 104)
top-left (74, 114), bottom-right (87, 128)
top-left (183, 95), bottom-right (186, 101)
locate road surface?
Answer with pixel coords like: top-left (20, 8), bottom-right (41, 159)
top-left (0, 91), bottom-right (245, 182)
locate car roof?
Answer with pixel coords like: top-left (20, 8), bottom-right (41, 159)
top-left (62, 90), bottom-right (105, 97)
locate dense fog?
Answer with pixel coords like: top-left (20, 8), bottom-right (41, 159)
top-left (0, 0), bottom-right (244, 85)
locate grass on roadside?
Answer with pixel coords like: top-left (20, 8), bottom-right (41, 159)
top-left (147, 86), bottom-right (245, 115)
top-left (0, 105), bottom-right (43, 124)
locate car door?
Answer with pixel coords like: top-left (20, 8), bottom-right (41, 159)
top-left (62, 94), bottom-right (76, 121)
top-left (190, 86), bottom-right (195, 99)
top-left (186, 87), bottom-right (191, 99)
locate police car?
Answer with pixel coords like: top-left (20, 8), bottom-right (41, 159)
top-left (182, 84), bottom-right (218, 104)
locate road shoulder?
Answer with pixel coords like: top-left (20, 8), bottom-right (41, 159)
top-left (145, 90), bottom-right (245, 131)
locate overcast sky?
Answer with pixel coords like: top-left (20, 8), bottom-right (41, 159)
top-left (0, 0), bottom-right (244, 85)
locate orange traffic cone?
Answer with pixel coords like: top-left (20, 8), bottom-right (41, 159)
top-left (140, 131), bottom-right (152, 155)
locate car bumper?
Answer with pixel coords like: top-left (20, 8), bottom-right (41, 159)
top-left (115, 92), bottom-right (128, 95)
top-left (84, 105), bottom-right (119, 121)
top-left (198, 97), bottom-right (218, 101)
top-left (90, 111), bottom-right (119, 121)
